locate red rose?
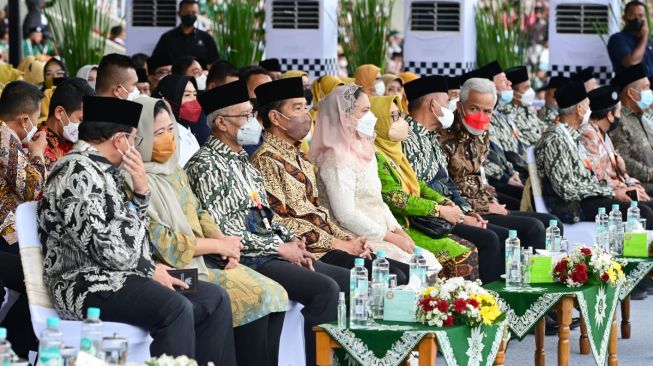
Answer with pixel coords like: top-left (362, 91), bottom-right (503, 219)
top-left (580, 248), bottom-right (592, 256)
top-left (571, 267), bottom-right (588, 284)
top-left (601, 273), bottom-right (610, 282)
top-left (559, 274), bottom-right (567, 282)
top-left (444, 315), bottom-right (454, 327)
top-left (420, 298), bottom-right (433, 312)
top-left (453, 298), bottom-right (467, 313)
top-left (575, 263), bottom-right (587, 272)
top-left (468, 298), bottom-right (479, 308)
top-left (436, 300), bottom-right (449, 313)
top-left (554, 260), bottom-right (568, 274)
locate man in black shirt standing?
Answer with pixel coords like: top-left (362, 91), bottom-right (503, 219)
top-left (151, 0), bottom-right (220, 69)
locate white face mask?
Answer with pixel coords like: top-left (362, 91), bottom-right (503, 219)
top-left (88, 81), bottom-right (96, 90)
top-left (121, 85), bottom-right (140, 101)
top-left (356, 110), bottom-right (377, 137)
top-left (448, 98), bottom-right (459, 112)
top-left (520, 88), bottom-right (536, 107)
top-left (195, 74), bottom-right (207, 91)
top-left (236, 117), bottom-right (263, 146)
top-left (582, 108), bottom-right (592, 125)
top-left (374, 81), bottom-right (385, 96)
top-left (434, 101), bottom-right (455, 129)
top-left (22, 117), bottom-right (37, 144)
top-left (61, 110), bottom-right (79, 143)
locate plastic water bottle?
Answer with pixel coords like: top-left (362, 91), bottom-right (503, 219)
top-left (80, 307), bottom-right (103, 359)
top-left (337, 292), bottom-right (347, 329)
top-left (371, 251), bottom-right (390, 319)
top-left (0, 327), bottom-right (13, 366)
top-left (626, 201), bottom-right (641, 233)
top-left (595, 207), bottom-right (609, 251)
top-left (545, 219), bottom-right (561, 252)
top-left (38, 317), bottom-right (63, 366)
top-left (505, 230), bottom-right (522, 288)
top-left (349, 258), bottom-right (368, 328)
top-left (409, 248), bottom-right (428, 287)
top-left (608, 204), bottom-right (624, 255)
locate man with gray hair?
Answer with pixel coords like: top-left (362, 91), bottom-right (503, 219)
top-left (535, 81), bottom-right (627, 224)
top-left (439, 77), bottom-right (555, 251)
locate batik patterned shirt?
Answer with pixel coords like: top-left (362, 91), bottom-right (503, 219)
top-left (38, 141), bottom-right (154, 320)
top-left (581, 121), bottom-right (628, 188)
top-left (39, 125), bottom-right (73, 171)
top-left (403, 116), bottom-right (472, 213)
top-left (608, 105), bottom-right (653, 183)
top-left (185, 135), bottom-right (293, 259)
top-left (499, 103), bottom-right (544, 145)
top-left (0, 121), bottom-right (46, 245)
top-left (537, 105), bottom-right (559, 126)
top-left (251, 133), bottom-right (348, 258)
top-left (535, 122), bottom-right (614, 202)
top-left (489, 110), bottom-right (522, 154)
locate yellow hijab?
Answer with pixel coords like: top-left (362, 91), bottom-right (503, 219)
top-left (354, 64), bottom-right (380, 90)
top-left (309, 75), bottom-right (343, 120)
top-left (282, 70), bottom-right (309, 79)
top-left (371, 95), bottom-right (420, 196)
top-left (398, 71), bottom-right (419, 84)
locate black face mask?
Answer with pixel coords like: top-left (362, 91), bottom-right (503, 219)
top-left (180, 14), bottom-right (197, 27)
top-left (303, 88), bottom-right (313, 105)
top-left (608, 115), bottom-right (621, 132)
top-left (626, 18), bottom-right (644, 32)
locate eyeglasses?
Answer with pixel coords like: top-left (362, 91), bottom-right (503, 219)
top-left (154, 125), bottom-right (175, 137)
top-left (219, 111), bottom-right (257, 120)
top-left (126, 133), bottom-right (143, 147)
top-left (390, 111), bottom-right (404, 123)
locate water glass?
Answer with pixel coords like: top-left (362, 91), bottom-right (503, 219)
top-left (640, 218), bottom-right (648, 231)
top-left (520, 247), bottom-right (532, 287)
top-left (560, 239), bottom-right (569, 253)
top-left (425, 267), bottom-right (440, 287)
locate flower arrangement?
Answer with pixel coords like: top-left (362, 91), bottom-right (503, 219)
top-left (553, 247), bottom-right (625, 287)
top-left (416, 277), bottom-right (504, 327)
top-left (145, 355), bottom-right (214, 366)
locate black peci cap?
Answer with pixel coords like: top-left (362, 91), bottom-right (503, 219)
top-left (404, 75), bottom-right (448, 102)
top-left (505, 66), bottom-right (529, 85)
top-left (611, 63), bottom-right (647, 92)
top-left (197, 80), bottom-right (250, 115)
top-left (259, 58), bottom-right (282, 73)
top-left (555, 81), bottom-right (587, 109)
top-left (571, 67), bottom-right (595, 83)
top-left (588, 85), bottom-right (620, 111)
top-left (254, 77), bottom-right (305, 108)
top-left (82, 96), bottom-right (143, 129)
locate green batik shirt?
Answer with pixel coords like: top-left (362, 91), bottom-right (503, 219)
top-left (608, 105), bottom-right (653, 183)
top-left (537, 105), bottom-right (559, 126)
top-left (535, 122), bottom-right (614, 202)
top-left (403, 117), bottom-right (472, 213)
top-left (185, 136), bottom-right (294, 259)
top-left (498, 103), bottom-right (543, 146)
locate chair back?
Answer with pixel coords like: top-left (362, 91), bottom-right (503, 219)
top-left (526, 147), bottom-right (549, 214)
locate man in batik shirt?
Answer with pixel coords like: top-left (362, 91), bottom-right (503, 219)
top-left (187, 79), bottom-right (344, 366)
top-left (39, 96), bottom-right (236, 364)
top-left (609, 63), bottom-right (653, 193)
top-left (500, 66), bottom-right (547, 144)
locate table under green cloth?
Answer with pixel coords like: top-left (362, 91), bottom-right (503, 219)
top-left (616, 256), bottom-right (653, 300)
top-left (484, 281), bottom-right (620, 366)
top-left (319, 319), bottom-right (506, 366)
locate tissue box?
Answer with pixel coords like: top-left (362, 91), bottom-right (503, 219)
top-left (624, 233), bottom-right (649, 257)
top-left (383, 289), bottom-right (417, 322)
top-left (529, 255), bottom-right (554, 283)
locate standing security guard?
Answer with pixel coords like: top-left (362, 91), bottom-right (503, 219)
top-left (151, 0), bottom-right (220, 69)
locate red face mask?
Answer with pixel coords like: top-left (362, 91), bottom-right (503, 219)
top-left (461, 108), bottom-right (490, 135)
top-left (179, 99), bottom-right (202, 123)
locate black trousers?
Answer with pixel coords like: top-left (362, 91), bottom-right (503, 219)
top-left (0, 246), bottom-right (38, 358)
top-left (482, 211), bottom-right (560, 251)
top-left (233, 312), bottom-right (285, 366)
top-left (320, 249), bottom-right (410, 285)
top-left (496, 185), bottom-right (524, 211)
top-left (580, 197), bottom-right (653, 229)
top-left (84, 276), bottom-right (236, 365)
top-left (255, 258), bottom-right (342, 366)
top-left (451, 224), bottom-right (504, 283)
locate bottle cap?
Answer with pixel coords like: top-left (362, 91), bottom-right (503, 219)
top-left (339, 292), bottom-right (345, 301)
top-left (354, 258), bottom-right (364, 266)
top-left (598, 207), bottom-right (606, 214)
top-left (0, 327), bottom-right (6, 339)
top-left (631, 201), bottom-right (638, 207)
top-left (46, 317), bottom-right (60, 328)
top-left (377, 251), bottom-right (386, 258)
top-left (414, 247), bottom-right (423, 254)
top-left (509, 230), bottom-right (517, 238)
top-left (87, 307), bottom-right (101, 319)
top-left (549, 219), bottom-right (557, 226)
top-left (612, 204), bottom-right (620, 210)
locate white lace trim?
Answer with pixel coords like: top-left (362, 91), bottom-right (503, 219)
top-left (619, 261), bottom-right (653, 300)
top-left (488, 290), bottom-right (563, 338)
top-left (576, 284), bottom-right (621, 366)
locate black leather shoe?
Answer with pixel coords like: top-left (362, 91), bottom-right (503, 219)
top-left (638, 278), bottom-right (653, 294)
top-left (630, 287), bottom-right (648, 300)
top-left (545, 315), bottom-right (559, 336)
top-left (570, 317), bottom-right (580, 330)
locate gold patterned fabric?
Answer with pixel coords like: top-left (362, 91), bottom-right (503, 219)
top-left (251, 133), bottom-right (349, 258)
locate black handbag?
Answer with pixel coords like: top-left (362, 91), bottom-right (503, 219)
top-left (408, 215), bottom-right (453, 239)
